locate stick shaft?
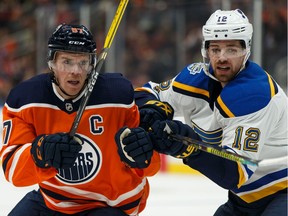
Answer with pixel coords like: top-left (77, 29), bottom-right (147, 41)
top-left (169, 134), bottom-right (259, 166)
top-left (69, 0), bottom-right (129, 137)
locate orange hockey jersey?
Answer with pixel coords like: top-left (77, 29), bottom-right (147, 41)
top-left (0, 72), bottom-right (160, 215)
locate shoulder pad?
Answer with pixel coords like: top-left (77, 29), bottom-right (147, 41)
top-left (89, 73), bottom-right (134, 105)
top-left (6, 73), bottom-right (51, 108)
top-left (216, 62), bottom-right (278, 117)
top-left (173, 63), bottom-right (210, 101)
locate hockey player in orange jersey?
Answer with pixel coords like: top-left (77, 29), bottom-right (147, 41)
top-left (0, 24), bottom-right (161, 216)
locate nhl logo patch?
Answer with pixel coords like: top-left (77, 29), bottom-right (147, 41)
top-left (65, 103), bottom-right (73, 112)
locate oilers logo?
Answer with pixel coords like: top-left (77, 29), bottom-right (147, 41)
top-left (56, 134), bottom-right (102, 184)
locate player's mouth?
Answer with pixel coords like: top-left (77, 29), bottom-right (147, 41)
top-left (68, 80), bottom-right (80, 86)
top-left (216, 66), bottom-right (230, 74)
top-left (217, 65), bottom-right (230, 70)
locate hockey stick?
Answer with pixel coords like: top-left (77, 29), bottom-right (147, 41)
top-left (169, 134), bottom-right (260, 166)
top-left (69, 0), bottom-right (129, 137)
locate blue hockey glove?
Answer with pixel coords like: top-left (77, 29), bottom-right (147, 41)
top-left (115, 126), bottom-right (153, 168)
top-left (139, 100), bottom-right (174, 131)
top-left (150, 120), bottom-right (200, 158)
top-left (31, 133), bottom-right (82, 169)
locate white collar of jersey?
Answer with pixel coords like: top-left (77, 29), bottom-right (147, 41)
top-left (52, 82), bottom-right (86, 102)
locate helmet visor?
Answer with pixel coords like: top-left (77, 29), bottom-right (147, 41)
top-left (207, 46), bottom-right (247, 59)
top-left (49, 51), bottom-right (94, 74)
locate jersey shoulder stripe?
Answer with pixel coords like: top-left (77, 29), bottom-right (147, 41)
top-left (215, 61), bottom-right (279, 118)
top-left (172, 63), bottom-right (210, 101)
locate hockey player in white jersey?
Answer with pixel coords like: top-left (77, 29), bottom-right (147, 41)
top-left (116, 9), bottom-right (288, 216)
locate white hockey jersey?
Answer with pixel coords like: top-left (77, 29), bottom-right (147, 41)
top-left (135, 61), bottom-right (288, 203)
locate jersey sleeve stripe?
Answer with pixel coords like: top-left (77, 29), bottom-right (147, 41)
top-left (1, 145), bottom-right (20, 173)
top-left (192, 122), bottom-right (223, 145)
top-left (8, 144), bottom-right (31, 183)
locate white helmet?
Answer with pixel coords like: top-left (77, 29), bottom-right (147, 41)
top-left (201, 9), bottom-right (253, 80)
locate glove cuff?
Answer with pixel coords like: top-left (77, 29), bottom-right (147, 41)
top-left (141, 100), bottom-right (174, 120)
top-left (31, 135), bottom-right (51, 168)
top-left (174, 145), bottom-right (199, 158)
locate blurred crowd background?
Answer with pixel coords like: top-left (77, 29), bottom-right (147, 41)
top-left (0, 0), bottom-right (287, 105)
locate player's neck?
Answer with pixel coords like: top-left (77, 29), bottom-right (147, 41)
top-left (55, 85), bottom-right (77, 100)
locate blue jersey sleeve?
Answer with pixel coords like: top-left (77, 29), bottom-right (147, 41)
top-left (184, 152), bottom-right (240, 189)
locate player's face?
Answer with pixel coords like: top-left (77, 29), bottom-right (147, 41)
top-left (208, 40), bottom-right (246, 86)
top-left (52, 52), bottom-right (92, 98)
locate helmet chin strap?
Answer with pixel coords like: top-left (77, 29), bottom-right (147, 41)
top-left (239, 50), bottom-right (250, 72)
top-left (202, 57), bottom-right (220, 82)
top-left (202, 61), bottom-right (219, 82)
top-left (229, 50), bottom-right (250, 79)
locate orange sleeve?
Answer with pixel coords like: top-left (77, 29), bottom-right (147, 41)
top-left (1, 106), bottom-right (57, 186)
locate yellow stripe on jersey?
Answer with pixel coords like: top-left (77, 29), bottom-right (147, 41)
top-left (265, 72), bottom-right (276, 98)
top-left (237, 162), bottom-right (248, 188)
top-left (239, 180), bottom-right (287, 203)
top-left (216, 96), bottom-right (235, 118)
top-left (134, 87), bottom-right (153, 93)
top-left (173, 81), bottom-right (210, 98)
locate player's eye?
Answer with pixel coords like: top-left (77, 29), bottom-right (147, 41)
top-left (79, 60), bottom-right (89, 66)
top-left (63, 59), bottom-right (72, 65)
top-left (210, 48), bottom-right (221, 55)
top-left (226, 48), bottom-right (237, 55)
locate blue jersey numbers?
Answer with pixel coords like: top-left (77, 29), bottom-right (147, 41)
top-left (233, 126), bottom-right (260, 152)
